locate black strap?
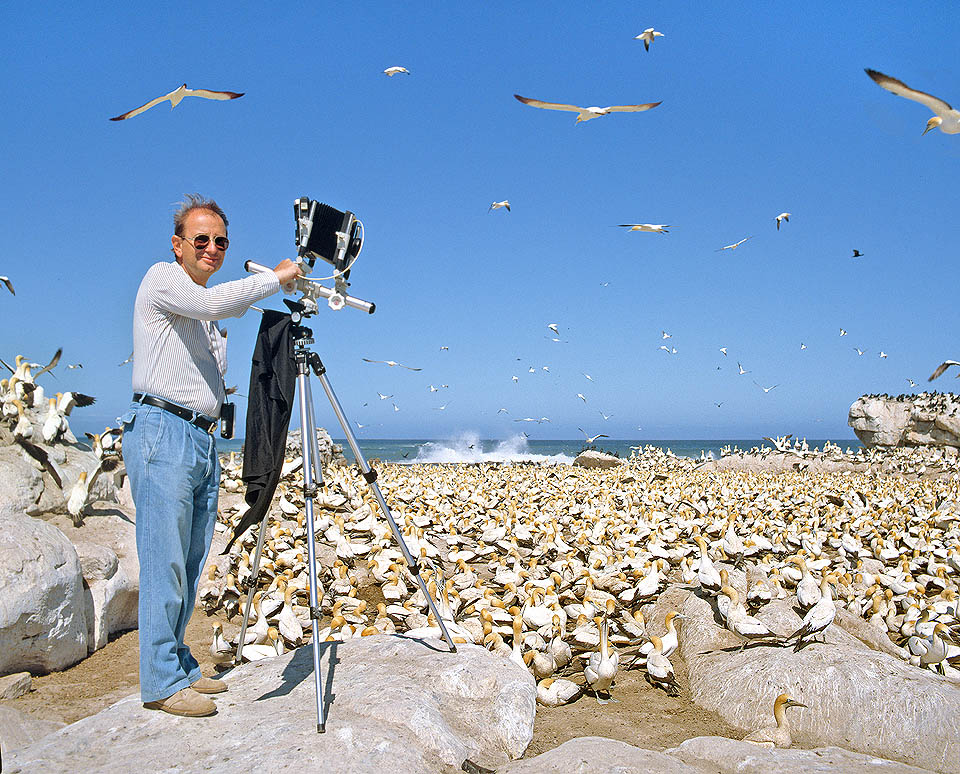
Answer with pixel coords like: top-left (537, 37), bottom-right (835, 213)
top-left (133, 393), bottom-right (216, 432)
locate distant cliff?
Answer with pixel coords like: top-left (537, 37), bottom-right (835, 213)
top-left (848, 392), bottom-right (960, 447)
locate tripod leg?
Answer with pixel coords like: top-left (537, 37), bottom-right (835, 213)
top-left (315, 368), bottom-right (458, 653)
top-left (297, 366), bottom-right (328, 732)
top-left (233, 511), bottom-right (271, 665)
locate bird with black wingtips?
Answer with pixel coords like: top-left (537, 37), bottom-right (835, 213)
top-left (0, 276), bottom-right (14, 295)
top-left (865, 68), bottom-right (960, 135)
top-left (110, 84), bottom-right (244, 121)
top-left (514, 93), bottom-right (661, 123)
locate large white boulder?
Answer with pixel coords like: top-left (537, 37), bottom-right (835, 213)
top-left (0, 513), bottom-right (87, 674)
top-left (848, 393), bottom-right (960, 448)
top-left (8, 635), bottom-right (537, 774)
top-left (499, 737), bottom-right (703, 773)
top-left (678, 589), bottom-right (960, 773)
top-left (573, 450), bottom-right (623, 468)
top-left (668, 736), bottom-right (936, 773)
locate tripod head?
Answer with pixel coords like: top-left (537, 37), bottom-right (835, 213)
top-left (244, 260), bottom-right (376, 315)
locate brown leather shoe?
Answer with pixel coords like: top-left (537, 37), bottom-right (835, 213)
top-left (143, 687), bottom-right (216, 717)
top-left (191, 676), bottom-right (228, 694)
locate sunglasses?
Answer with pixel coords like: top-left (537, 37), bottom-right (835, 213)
top-left (178, 233), bottom-right (229, 251)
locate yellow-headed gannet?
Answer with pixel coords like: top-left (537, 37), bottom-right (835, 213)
top-left (743, 693), bottom-right (806, 748)
top-left (865, 69), bottom-right (960, 135)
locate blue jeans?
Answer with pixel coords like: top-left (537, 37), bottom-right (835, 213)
top-left (121, 401), bottom-right (220, 702)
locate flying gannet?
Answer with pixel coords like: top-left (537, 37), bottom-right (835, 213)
top-left (0, 276), bottom-right (13, 295)
top-left (634, 28), bottom-right (664, 51)
top-left (775, 213), bottom-right (790, 230)
top-left (865, 69), bottom-right (960, 135)
top-left (362, 358), bottom-right (422, 371)
top-left (579, 428), bottom-right (609, 444)
top-left (716, 236), bottom-right (753, 251)
top-left (384, 66), bottom-right (409, 76)
top-left (852, 250), bottom-right (864, 258)
top-left (109, 84), bottom-right (244, 121)
top-left (488, 200), bottom-right (511, 212)
top-left (618, 223), bottom-right (669, 233)
top-left (929, 360), bottom-right (960, 381)
top-left (514, 94), bottom-right (661, 123)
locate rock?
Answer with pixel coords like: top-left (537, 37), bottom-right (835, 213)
top-left (50, 514), bottom-right (140, 654)
top-left (0, 705), bottom-right (64, 754)
top-left (0, 512), bottom-right (88, 674)
top-left (0, 671), bottom-right (32, 699)
top-left (0, 446), bottom-right (44, 520)
top-left (668, 736), bottom-right (936, 773)
top-left (573, 450), bottom-right (623, 469)
top-left (8, 636), bottom-right (536, 774)
top-left (849, 393), bottom-right (960, 448)
top-left (285, 427), bottom-right (346, 467)
top-left (499, 737), bottom-right (704, 773)
top-left (678, 590), bottom-right (960, 773)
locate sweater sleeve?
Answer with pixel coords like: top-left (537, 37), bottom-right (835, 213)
top-left (148, 262), bottom-right (281, 321)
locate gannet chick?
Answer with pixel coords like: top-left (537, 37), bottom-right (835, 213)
top-left (514, 94), bottom-right (662, 123)
top-left (634, 28), bottom-right (664, 51)
top-left (743, 693), bottom-right (807, 748)
top-left (536, 677), bottom-right (582, 707)
top-left (865, 69), bottom-right (960, 135)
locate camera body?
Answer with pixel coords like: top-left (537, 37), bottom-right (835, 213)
top-left (294, 198), bottom-right (363, 279)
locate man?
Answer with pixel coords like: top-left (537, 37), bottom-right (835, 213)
top-left (122, 194), bottom-right (300, 717)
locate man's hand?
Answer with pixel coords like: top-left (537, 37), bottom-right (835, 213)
top-left (273, 259), bottom-right (302, 285)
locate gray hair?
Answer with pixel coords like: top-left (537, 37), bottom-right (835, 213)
top-left (172, 194), bottom-right (229, 236)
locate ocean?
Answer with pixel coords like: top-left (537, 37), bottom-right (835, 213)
top-left (216, 432), bottom-right (862, 465)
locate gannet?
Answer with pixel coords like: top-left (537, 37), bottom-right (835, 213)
top-left (617, 223), bottom-right (670, 233)
top-left (210, 623), bottom-right (234, 666)
top-left (928, 360), bottom-right (960, 381)
top-left (514, 94), bottom-right (662, 123)
top-left (109, 83), bottom-right (244, 121)
top-left (788, 574), bottom-right (837, 651)
top-left (644, 635), bottom-right (680, 695)
top-left (852, 249), bottom-right (864, 258)
top-left (775, 212), bottom-right (790, 230)
top-left (361, 358), bottom-right (422, 371)
top-left (0, 276), bottom-right (13, 295)
top-left (737, 362), bottom-right (749, 375)
top-left (743, 694), bottom-right (807, 748)
top-left (536, 677), bottom-right (581, 706)
top-left (721, 586), bottom-right (777, 643)
top-left (694, 536), bottom-right (722, 594)
top-left (489, 200), bottom-right (511, 212)
top-left (717, 236), bottom-right (753, 251)
top-left (865, 69), bottom-right (960, 135)
top-left (578, 428), bottom-right (609, 444)
top-left (383, 66), bottom-right (409, 76)
top-left (634, 28), bottom-right (664, 51)
top-left (583, 613), bottom-right (619, 703)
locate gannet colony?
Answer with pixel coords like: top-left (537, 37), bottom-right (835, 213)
top-left (3, 374), bottom-right (960, 771)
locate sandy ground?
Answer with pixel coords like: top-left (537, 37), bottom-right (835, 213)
top-left (1, 608), bottom-right (740, 756)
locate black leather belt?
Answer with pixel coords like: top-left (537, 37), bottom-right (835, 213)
top-left (133, 393), bottom-right (217, 433)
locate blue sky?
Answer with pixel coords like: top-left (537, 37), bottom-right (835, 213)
top-left (2, 2), bottom-right (958, 441)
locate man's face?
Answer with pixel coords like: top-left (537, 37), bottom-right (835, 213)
top-left (172, 209), bottom-right (227, 286)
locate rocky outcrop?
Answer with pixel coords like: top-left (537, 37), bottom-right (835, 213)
top-left (668, 736), bottom-right (936, 774)
top-left (676, 586), bottom-right (960, 773)
top-left (7, 636), bottom-right (537, 773)
top-left (500, 737), bottom-right (703, 773)
top-left (285, 427), bottom-right (347, 466)
top-left (849, 392), bottom-right (960, 448)
top-left (573, 450), bottom-right (623, 468)
top-left (0, 395), bottom-right (135, 675)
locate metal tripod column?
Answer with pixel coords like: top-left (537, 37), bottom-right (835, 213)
top-left (295, 345), bottom-right (328, 733)
top-left (312, 366), bottom-right (458, 653)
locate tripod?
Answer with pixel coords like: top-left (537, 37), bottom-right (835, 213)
top-left (233, 305), bottom-right (457, 733)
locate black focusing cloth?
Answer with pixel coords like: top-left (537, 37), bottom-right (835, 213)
top-left (224, 310), bottom-right (296, 552)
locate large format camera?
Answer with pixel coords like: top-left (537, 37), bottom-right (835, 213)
top-left (294, 198), bottom-right (363, 279)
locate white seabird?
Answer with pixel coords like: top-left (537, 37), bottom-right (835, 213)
top-left (634, 28), bottom-right (664, 51)
top-left (775, 213), bottom-right (790, 230)
top-left (514, 94), bottom-right (661, 123)
top-left (618, 223), bottom-right (670, 233)
top-left (109, 84), bottom-right (244, 121)
top-left (716, 236), bottom-right (753, 251)
top-left (488, 200), bottom-right (511, 212)
top-left (865, 69), bottom-right (960, 135)
top-left (0, 276), bottom-right (13, 295)
top-left (384, 66), bottom-right (410, 76)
